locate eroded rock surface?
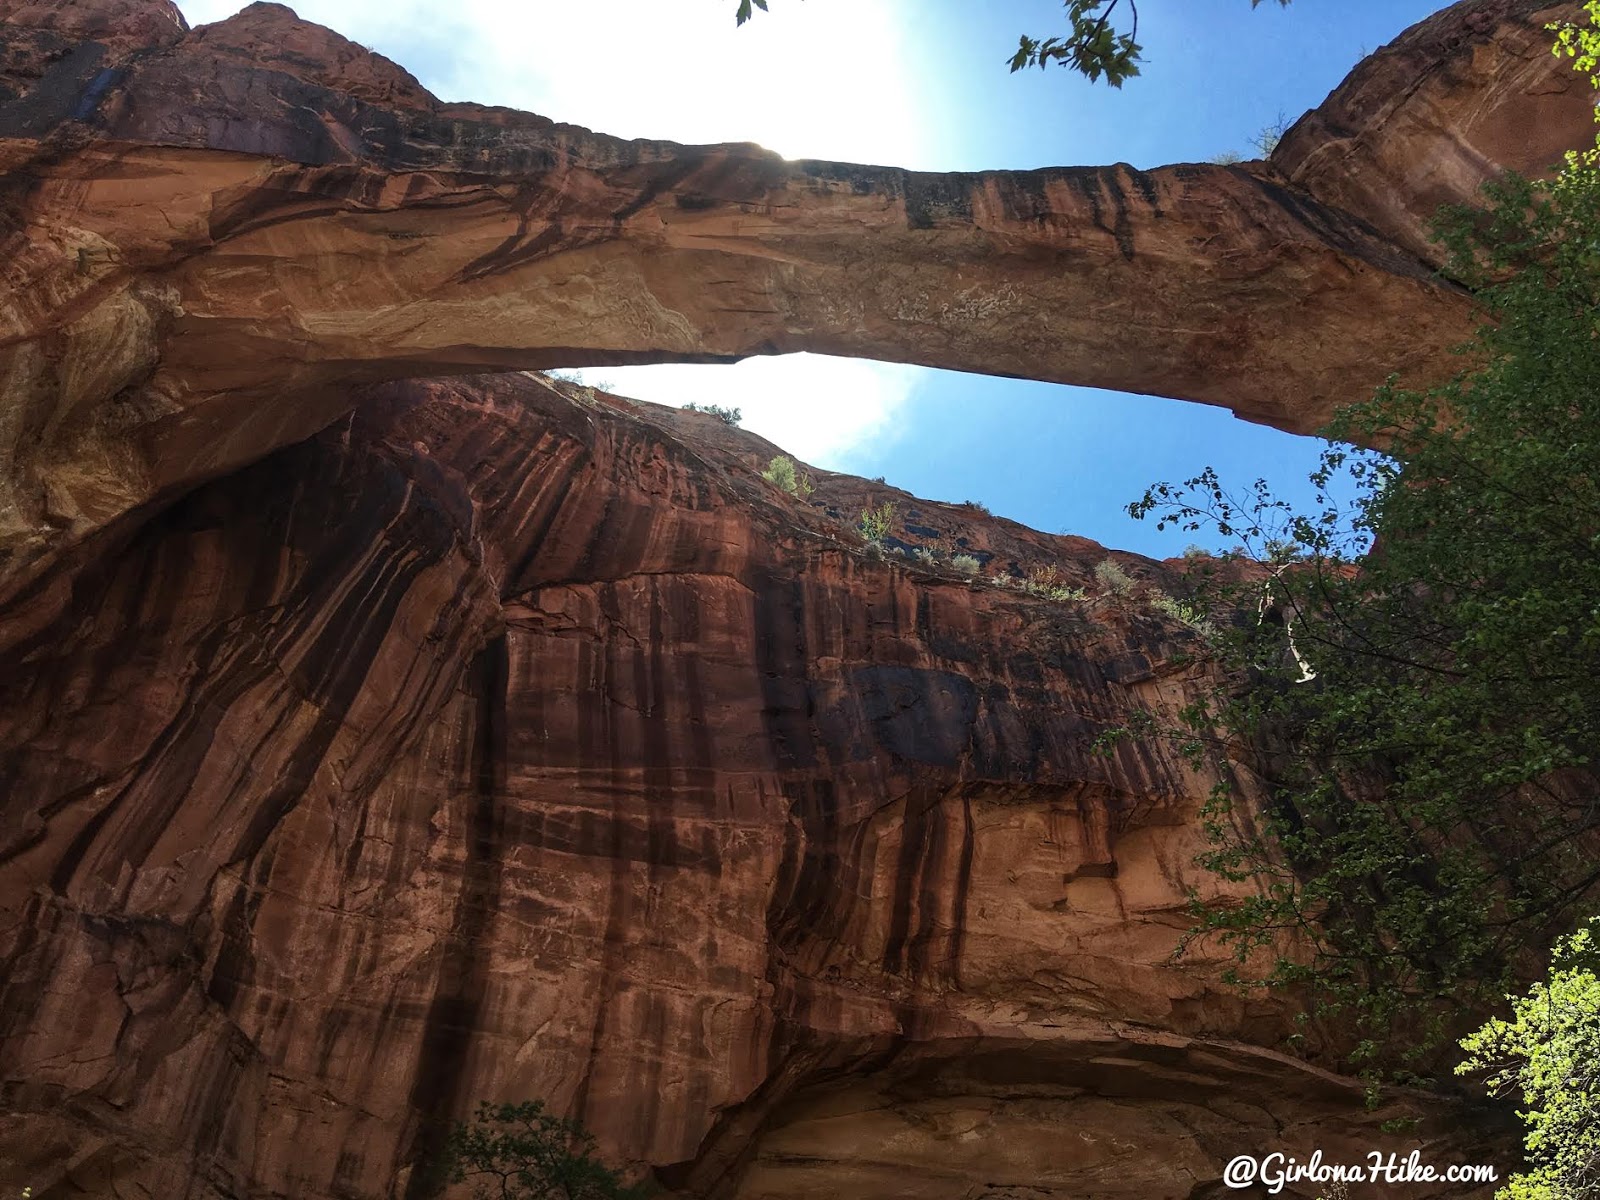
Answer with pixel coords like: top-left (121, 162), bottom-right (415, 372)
top-left (1274, 0), bottom-right (1584, 265)
top-left (0, 375), bottom-right (1510, 1198)
top-left (0, 0), bottom-right (1590, 614)
top-left (0, 0), bottom-right (1571, 1194)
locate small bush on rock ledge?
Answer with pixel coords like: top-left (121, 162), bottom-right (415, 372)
top-left (858, 500), bottom-right (897, 544)
top-left (1093, 558), bottom-right (1135, 598)
top-left (434, 1100), bottom-right (651, 1200)
top-left (1150, 590), bottom-right (1218, 640)
top-left (682, 402), bottom-right (742, 426)
top-left (1021, 565), bottom-right (1087, 602)
top-left (761, 455), bottom-right (814, 499)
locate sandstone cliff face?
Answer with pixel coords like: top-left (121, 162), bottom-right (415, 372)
top-left (0, 374), bottom-right (1508, 1198)
top-left (0, 0), bottom-right (1576, 1195)
top-left (1274, 0), bottom-right (1585, 266)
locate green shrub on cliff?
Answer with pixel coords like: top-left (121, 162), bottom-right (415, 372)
top-left (681, 402), bottom-right (742, 426)
top-left (1020, 565), bottom-right (1086, 602)
top-left (1092, 558), bottom-right (1135, 599)
top-left (761, 455), bottom-right (814, 499)
top-left (858, 500), bottom-right (896, 544)
top-left (435, 1100), bottom-right (650, 1200)
top-left (1150, 590), bottom-right (1217, 640)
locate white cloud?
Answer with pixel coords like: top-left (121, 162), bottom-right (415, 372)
top-left (572, 355), bottom-right (916, 470)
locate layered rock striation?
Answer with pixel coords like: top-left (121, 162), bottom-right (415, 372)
top-left (0, 0), bottom-right (1581, 1195)
top-left (0, 375), bottom-right (1509, 1198)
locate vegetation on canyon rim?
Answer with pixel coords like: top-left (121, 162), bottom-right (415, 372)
top-left (760, 453), bottom-right (815, 498)
top-left (1117, 11), bottom-right (1600, 1194)
top-left (679, 402), bottom-right (743, 426)
top-left (857, 499), bottom-right (897, 545)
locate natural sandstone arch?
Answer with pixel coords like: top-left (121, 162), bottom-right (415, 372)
top-left (0, 3), bottom-right (1584, 1195)
top-left (0, 0), bottom-right (1587, 617)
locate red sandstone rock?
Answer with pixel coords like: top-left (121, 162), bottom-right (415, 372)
top-left (0, 0), bottom-right (183, 59)
top-left (1275, 0), bottom-right (1583, 266)
top-left (0, 0), bottom-right (1575, 1195)
top-left (0, 374), bottom-right (1511, 1198)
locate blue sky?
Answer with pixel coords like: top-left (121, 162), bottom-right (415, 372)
top-left (177, 0), bottom-right (1448, 555)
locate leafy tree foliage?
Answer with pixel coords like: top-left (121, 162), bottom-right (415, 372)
top-left (435, 1101), bottom-right (650, 1200)
top-left (1458, 919), bottom-right (1600, 1200)
top-left (1006, 0), bottom-right (1286, 85)
top-left (733, 0), bottom-right (1290, 88)
top-left (1551, 2), bottom-right (1600, 127)
top-left (1125, 156), bottom-right (1600, 1070)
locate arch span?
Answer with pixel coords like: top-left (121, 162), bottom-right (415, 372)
top-left (0, 0), bottom-right (1586, 603)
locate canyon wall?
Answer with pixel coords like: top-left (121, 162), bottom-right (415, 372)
top-left (0, 0), bottom-right (1587, 1195)
top-left (0, 376), bottom-right (1509, 1198)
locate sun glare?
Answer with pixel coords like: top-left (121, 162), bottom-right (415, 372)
top-left (172, 0), bottom-right (930, 462)
top-left (175, 0), bottom-right (927, 167)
